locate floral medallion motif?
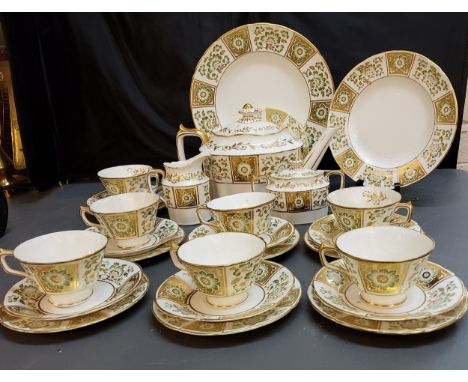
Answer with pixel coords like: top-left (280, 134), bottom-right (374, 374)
top-left (40, 269), bottom-right (73, 292)
top-left (253, 25), bottom-right (289, 53)
top-left (191, 80), bottom-right (215, 107)
top-left (230, 156), bottom-right (258, 182)
top-left (222, 26), bottom-right (251, 57)
top-left (435, 92), bottom-right (457, 124)
top-left (398, 160), bottom-right (426, 186)
top-left (175, 187), bottom-right (198, 208)
top-left (224, 212), bottom-right (252, 232)
top-left (386, 51), bottom-right (415, 76)
top-left (309, 101), bottom-right (330, 127)
top-left (286, 34), bottom-right (316, 67)
top-left (105, 215), bottom-right (137, 237)
top-left (192, 270), bottom-right (221, 294)
top-left (101, 179), bottom-right (125, 195)
top-left (285, 191), bottom-right (311, 212)
top-left (265, 108), bottom-right (288, 126)
top-left (330, 83), bottom-right (357, 112)
top-left (365, 269), bottom-right (400, 290)
top-left (334, 210), bottom-right (361, 231)
top-left (197, 44), bottom-right (231, 81)
top-left (418, 267), bottom-right (438, 287)
top-left (334, 148), bottom-right (362, 176)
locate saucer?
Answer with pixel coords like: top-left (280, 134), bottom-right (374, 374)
top-left (306, 213), bottom-right (423, 255)
top-left (86, 218), bottom-right (179, 257)
top-left (155, 261), bottom-right (294, 322)
top-left (0, 274), bottom-right (149, 333)
top-left (3, 258), bottom-right (142, 320)
top-left (117, 228), bottom-right (185, 262)
top-left (153, 277), bottom-right (301, 336)
top-left (263, 229), bottom-right (300, 260)
top-left (88, 189), bottom-right (166, 210)
top-left (189, 216), bottom-right (294, 249)
top-left (312, 259), bottom-right (465, 321)
top-left (309, 286), bottom-right (467, 335)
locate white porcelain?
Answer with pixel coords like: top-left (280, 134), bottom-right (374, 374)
top-left (255, 165), bottom-right (345, 224)
top-left (80, 192), bottom-right (160, 249)
top-left (170, 232), bottom-right (265, 307)
top-left (196, 192), bottom-right (275, 236)
top-left (319, 226), bottom-right (435, 306)
top-left (161, 152), bottom-right (211, 225)
top-left (98, 164), bottom-right (164, 195)
top-left (155, 261), bottom-right (294, 322)
top-left (189, 216), bottom-right (294, 249)
top-left (189, 22), bottom-right (334, 138)
top-left (177, 104), bottom-right (303, 197)
top-left (3, 258), bottom-right (142, 320)
top-left (327, 186), bottom-right (413, 231)
top-left (0, 231), bottom-right (108, 307)
top-left (329, 50), bottom-right (458, 187)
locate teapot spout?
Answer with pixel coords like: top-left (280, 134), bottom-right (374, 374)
top-left (301, 127), bottom-right (338, 170)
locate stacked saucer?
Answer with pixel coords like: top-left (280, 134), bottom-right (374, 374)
top-left (305, 213), bottom-right (422, 255)
top-left (308, 226), bottom-right (467, 334)
top-left (0, 231), bottom-right (148, 333)
top-left (153, 232), bottom-right (301, 335)
top-left (84, 170), bottom-right (184, 261)
top-left (191, 192), bottom-right (300, 259)
top-left (86, 217), bottom-right (184, 262)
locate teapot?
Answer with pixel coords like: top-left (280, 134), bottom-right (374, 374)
top-left (177, 104), bottom-right (338, 198)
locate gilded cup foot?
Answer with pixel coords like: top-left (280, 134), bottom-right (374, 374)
top-left (205, 292), bottom-right (248, 308)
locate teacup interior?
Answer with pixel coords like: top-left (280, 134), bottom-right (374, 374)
top-left (207, 192), bottom-right (275, 210)
top-left (327, 186), bottom-right (400, 208)
top-left (91, 192), bottom-right (159, 213)
top-left (14, 230), bottom-right (108, 264)
top-left (178, 232), bottom-right (265, 266)
top-left (98, 164), bottom-right (151, 179)
top-left (336, 226), bottom-right (434, 262)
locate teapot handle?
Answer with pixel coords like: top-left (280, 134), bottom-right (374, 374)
top-left (176, 124), bottom-right (209, 160)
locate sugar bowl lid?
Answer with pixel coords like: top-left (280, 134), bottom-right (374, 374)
top-left (272, 161), bottom-right (324, 180)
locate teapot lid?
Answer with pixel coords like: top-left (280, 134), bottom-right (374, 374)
top-left (212, 104), bottom-right (283, 137)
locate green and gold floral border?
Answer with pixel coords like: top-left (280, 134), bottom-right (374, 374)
top-left (329, 50), bottom-right (458, 187)
top-left (190, 22), bottom-right (335, 153)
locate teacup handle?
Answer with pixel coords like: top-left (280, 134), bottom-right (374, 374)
top-left (250, 175), bottom-right (269, 192)
top-left (325, 170), bottom-right (345, 189)
top-left (196, 205), bottom-right (221, 232)
top-left (80, 206), bottom-right (103, 230)
top-left (148, 168), bottom-right (165, 193)
top-left (392, 201), bottom-right (413, 223)
top-left (318, 243), bottom-right (351, 278)
top-left (0, 249), bottom-right (32, 279)
top-left (169, 243), bottom-right (186, 271)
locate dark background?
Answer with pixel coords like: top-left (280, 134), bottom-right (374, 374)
top-left (2, 13), bottom-right (468, 190)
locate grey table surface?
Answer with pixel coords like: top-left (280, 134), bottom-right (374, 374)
top-left (1, 169), bottom-right (468, 369)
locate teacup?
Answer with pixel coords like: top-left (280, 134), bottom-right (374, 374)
top-left (327, 186), bottom-right (413, 231)
top-left (80, 192), bottom-right (160, 249)
top-left (170, 232), bottom-right (266, 307)
top-left (196, 192), bottom-right (275, 235)
top-left (319, 226), bottom-right (435, 306)
top-left (0, 230), bottom-right (108, 307)
top-left (98, 164), bottom-right (165, 195)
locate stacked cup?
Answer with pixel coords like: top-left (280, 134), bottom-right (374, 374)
top-left (81, 164), bottom-right (162, 249)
